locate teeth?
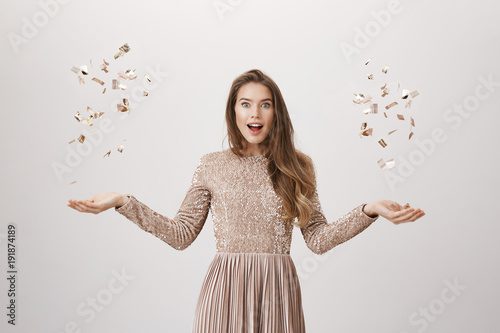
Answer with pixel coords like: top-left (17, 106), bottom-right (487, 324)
top-left (248, 124), bottom-right (262, 127)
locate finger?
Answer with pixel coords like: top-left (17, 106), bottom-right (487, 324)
top-left (393, 210), bottom-right (425, 224)
top-left (389, 207), bottom-right (415, 219)
top-left (390, 209), bottom-right (421, 224)
top-left (76, 200), bottom-right (103, 214)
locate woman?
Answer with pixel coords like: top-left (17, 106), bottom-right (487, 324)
top-left (68, 69), bottom-right (425, 332)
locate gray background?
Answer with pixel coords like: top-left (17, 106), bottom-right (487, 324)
top-left (1, 0), bottom-right (499, 332)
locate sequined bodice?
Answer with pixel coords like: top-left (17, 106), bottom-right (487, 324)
top-left (203, 150), bottom-right (292, 253)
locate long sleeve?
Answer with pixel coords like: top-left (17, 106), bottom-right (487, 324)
top-left (300, 166), bottom-right (379, 255)
top-left (114, 154), bottom-right (211, 251)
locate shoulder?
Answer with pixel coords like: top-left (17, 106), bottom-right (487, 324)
top-left (198, 149), bottom-right (231, 165)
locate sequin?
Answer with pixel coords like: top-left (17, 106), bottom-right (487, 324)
top-left (115, 148), bottom-right (379, 332)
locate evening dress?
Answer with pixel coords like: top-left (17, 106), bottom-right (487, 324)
top-left (115, 148), bottom-right (379, 332)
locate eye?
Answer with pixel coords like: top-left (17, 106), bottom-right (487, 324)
top-left (242, 102), bottom-right (250, 107)
top-left (262, 103), bottom-right (271, 108)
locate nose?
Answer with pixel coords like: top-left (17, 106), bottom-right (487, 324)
top-left (250, 104), bottom-right (261, 118)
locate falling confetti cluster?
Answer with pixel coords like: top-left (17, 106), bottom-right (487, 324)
top-left (68, 43), bottom-right (151, 184)
top-left (353, 58), bottom-right (420, 171)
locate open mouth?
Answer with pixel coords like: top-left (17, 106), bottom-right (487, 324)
top-left (247, 124), bottom-right (264, 134)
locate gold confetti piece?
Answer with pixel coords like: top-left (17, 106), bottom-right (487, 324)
top-left (372, 103), bottom-right (378, 114)
top-left (382, 65), bottom-right (389, 74)
top-left (92, 77), bottom-right (105, 86)
top-left (411, 117), bottom-right (415, 127)
top-left (361, 122), bottom-right (367, 130)
top-left (353, 93), bottom-right (372, 104)
top-left (81, 117), bottom-right (94, 126)
top-left (410, 90), bottom-right (419, 98)
top-left (87, 106), bottom-right (104, 118)
top-left (80, 65), bottom-right (89, 75)
top-left (117, 104), bottom-right (129, 112)
top-left (405, 100), bottom-right (412, 109)
top-left (78, 134), bottom-right (85, 143)
top-left (143, 90), bottom-right (149, 96)
top-left (401, 89), bottom-right (410, 99)
top-left (103, 59), bottom-right (109, 66)
top-left (103, 150), bottom-right (111, 158)
top-left (70, 66), bottom-right (80, 74)
top-left (68, 139), bottom-right (75, 144)
top-left (384, 112), bottom-right (388, 118)
top-left (378, 138), bottom-right (387, 148)
top-left (78, 76), bottom-right (85, 85)
top-left (367, 74), bottom-right (374, 80)
top-left (385, 159), bottom-right (395, 170)
top-left (111, 79), bottom-right (127, 90)
top-left (403, 203), bottom-right (410, 208)
top-left (409, 132), bottom-right (414, 140)
top-left (144, 75), bottom-right (151, 82)
top-left (102, 88), bottom-right (106, 94)
top-left (365, 58), bottom-right (372, 65)
top-left (69, 180), bottom-right (77, 185)
top-left (114, 43), bottom-right (131, 59)
top-left (380, 83), bottom-right (387, 90)
top-left (397, 114), bottom-right (405, 120)
top-left (125, 69), bottom-right (137, 79)
top-left (360, 128), bottom-right (373, 136)
top-left (100, 59), bottom-right (109, 73)
top-left (377, 158), bottom-right (396, 170)
top-left (385, 102), bottom-right (398, 110)
top-left (123, 98), bottom-right (129, 106)
top-left (117, 144), bottom-right (125, 153)
top-left (388, 129), bottom-right (398, 135)
top-left (74, 111), bottom-right (83, 122)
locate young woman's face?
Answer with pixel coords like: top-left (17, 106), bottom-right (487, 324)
top-left (234, 82), bottom-right (274, 154)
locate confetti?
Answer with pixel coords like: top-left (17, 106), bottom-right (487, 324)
top-left (69, 180), bottom-right (77, 185)
top-left (87, 106), bottom-right (104, 118)
top-left (397, 114), bottom-right (405, 120)
top-left (80, 65), bottom-right (89, 75)
top-left (102, 88), bottom-right (106, 94)
top-left (144, 75), bottom-right (152, 82)
top-left (411, 117), bottom-right (415, 127)
top-left (410, 90), bottom-right (419, 98)
top-left (388, 129), bottom-right (398, 135)
top-left (78, 134), bottom-right (85, 143)
top-left (92, 77), bottom-right (105, 86)
top-left (397, 82), bottom-right (400, 92)
top-left (367, 74), bottom-right (374, 80)
top-left (378, 139), bottom-right (387, 148)
top-left (70, 66), bottom-right (80, 74)
top-left (117, 103), bottom-right (129, 112)
top-left (385, 102), bottom-right (398, 110)
top-left (103, 150), bottom-right (111, 158)
top-left (114, 43), bottom-right (131, 59)
top-left (68, 139), bottom-right (75, 144)
top-left (78, 76), bottom-right (85, 85)
top-left (112, 79), bottom-right (127, 90)
top-left (409, 132), bottom-right (414, 140)
top-left (74, 111), bottom-right (83, 122)
top-left (360, 127), bottom-right (373, 136)
top-left (405, 100), bottom-right (412, 109)
top-left (382, 65), bottom-right (389, 74)
top-left (377, 158), bottom-right (395, 170)
top-left (117, 144), bottom-right (125, 153)
top-left (100, 59), bottom-right (109, 73)
top-left (143, 90), bottom-right (149, 96)
top-left (81, 116), bottom-right (94, 126)
top-left (401, 89), bottom-right (410, 99)
top-left (353, 93), bottom-right (372, 105)
top-left (365, 58), bottom-right (372, 65)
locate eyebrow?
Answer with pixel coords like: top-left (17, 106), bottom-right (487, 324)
top-left (239, 98), bottom-right (273, 103)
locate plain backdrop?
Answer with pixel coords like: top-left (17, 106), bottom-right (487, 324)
top-left (1, 0), bottom-right (499, 332)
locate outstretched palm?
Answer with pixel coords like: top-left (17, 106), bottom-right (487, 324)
top-left (373, 200), bottom-right (425, 225)
top-left (67, 191), bottom-right (125, 214)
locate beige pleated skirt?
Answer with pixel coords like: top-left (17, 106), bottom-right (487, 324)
top-left (192, 252), bottom-right (306, 333)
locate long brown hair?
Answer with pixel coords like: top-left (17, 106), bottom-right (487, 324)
top-left (223, 69), bottom-right (316, 228)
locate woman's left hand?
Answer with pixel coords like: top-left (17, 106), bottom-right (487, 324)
top-left (364, 200), bottom-right (425, 225)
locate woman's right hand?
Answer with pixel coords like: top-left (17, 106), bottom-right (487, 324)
top-left (67, 192), bottom-right (128, 214)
